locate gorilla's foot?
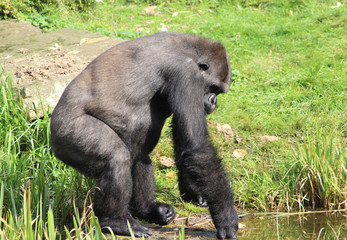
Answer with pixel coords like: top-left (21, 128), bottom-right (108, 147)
top-left (133, 202), bottom-right (176, 226)
top-left (100, 217), bottom-right (152, 238)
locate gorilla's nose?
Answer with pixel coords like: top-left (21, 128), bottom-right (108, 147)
top-left (209, 94), bottom-right (217, 105)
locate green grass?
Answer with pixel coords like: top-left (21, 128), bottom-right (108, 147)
top-left (289, 128), bottom-right (346, 210)
top-left (1, 0), bottom-right (347, 238)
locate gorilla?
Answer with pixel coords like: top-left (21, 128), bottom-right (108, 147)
top-left (50, 32), bottom-right (239, 239)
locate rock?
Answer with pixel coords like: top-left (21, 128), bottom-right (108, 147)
top-left (159, 156), bottom-right (175, 167)
top-left (13, 74), bottom-right (74, 120)
top-left (233, 149), bottom-right (247, 158)
top-left (259, 136), bottom-right (280, 145)
top-left (0, 20), bottom-right (123, 120)
top-left (215, 122), bottom-right (243, 143)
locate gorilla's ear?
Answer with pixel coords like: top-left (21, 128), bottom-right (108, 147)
top-left (198, 63), bottom-right (209, 71)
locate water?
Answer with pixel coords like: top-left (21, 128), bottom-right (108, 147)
top-left (238, 210), bottom-right (347, 239)
top-left (108, 210), bottom-right (347, 239)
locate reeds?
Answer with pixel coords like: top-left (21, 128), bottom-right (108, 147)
top-left (291, 129), bottom-right (346, 210)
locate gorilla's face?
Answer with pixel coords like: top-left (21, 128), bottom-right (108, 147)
top-left (197, 46), bottom-right (230, 115)
top-left (198, 63), bottom-right (221, 115)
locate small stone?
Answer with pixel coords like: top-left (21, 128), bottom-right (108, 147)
top-left (259, 136), bottom-right (279, 145)
top-left (233, 149), bottom-right (247, 158)
top-left (159, 156), bottom-right (175, 167)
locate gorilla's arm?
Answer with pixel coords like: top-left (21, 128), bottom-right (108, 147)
top-left (165, 64), bottom-right (238, 239)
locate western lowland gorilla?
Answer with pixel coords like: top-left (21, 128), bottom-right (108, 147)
top-left (50, 32), bottom-right (239, 239)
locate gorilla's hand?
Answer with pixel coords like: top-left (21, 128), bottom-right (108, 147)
top-left (148, 202), bottom-right (176, 225)
top-left (215, 208), bottom-right (239, 239)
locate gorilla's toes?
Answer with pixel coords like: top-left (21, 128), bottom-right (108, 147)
top-left (100, 217), bottom-right (152, 237)
top-left (132, 225), bottom-right (153, 238)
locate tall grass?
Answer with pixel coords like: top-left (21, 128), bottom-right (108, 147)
top-left (0, 68), bottom-right (103, 239)
top-left (291, 129), bottom-right (346, 210)
top-left (231, 129), bottom-right (347, 211)
top-left (0, 181), bottom-right (116, 239)
top-left (0, 181), bottom-right (58, 239)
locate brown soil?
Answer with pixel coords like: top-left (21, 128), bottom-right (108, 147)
top-left (0, 20), bottom-right (122, 85)
top-left (9, 50), bottom-right (86, 84)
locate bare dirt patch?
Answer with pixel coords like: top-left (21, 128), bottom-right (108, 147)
top-left (0, 20), bottom-right (122, 85)
top-left (0, 20), bottom-right (122, 119)
top-left (9, 50), bottom-right (86, 84)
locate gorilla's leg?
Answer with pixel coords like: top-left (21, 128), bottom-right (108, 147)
top-left (130, 156), bottom-right (176, 225)
top-left (52, 114), bottom-right (151, 237)
top-left (95, 165), bottom-right (151, 237)
top-left (91, 139), bottom-right (152, 237)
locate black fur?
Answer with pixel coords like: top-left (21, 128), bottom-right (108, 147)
top-left (50, 32), bottom-right (239, 239)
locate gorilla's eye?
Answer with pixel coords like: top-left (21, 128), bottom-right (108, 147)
top-left (198, 63), bottom-right (209, 71)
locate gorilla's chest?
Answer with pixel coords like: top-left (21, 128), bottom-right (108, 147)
top-left (126, 109), bottom-right (168, 158)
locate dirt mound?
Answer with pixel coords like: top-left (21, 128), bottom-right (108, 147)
top-left (10, 51), bottom-right (86, 84)
top-left (0, 20), bottom-right (122, 120)
top-left (0, 20), bottom-right (122, 85)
